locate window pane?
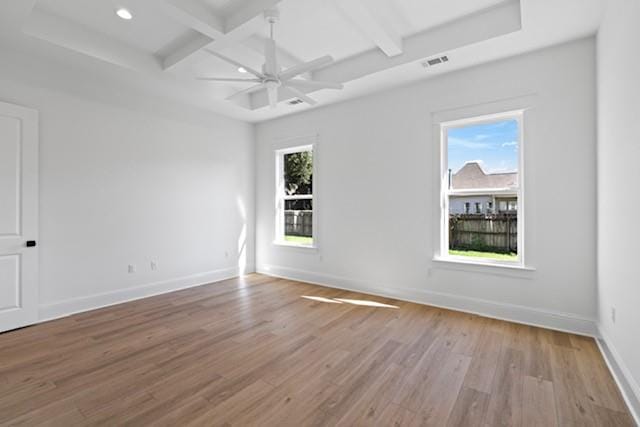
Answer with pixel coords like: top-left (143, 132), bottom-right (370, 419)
top-left (278, 147), bottom-right (314, 246)
top-left (285, 199), bottom-right (312, 211)
top-left (284, 151), bottom-right (313, 196)
top-left (447, 118), bottom-right (519, 261)
top-left (448, 119), bottom-right (518, 191)
top-left (284, 199), bottom-right (313, 245)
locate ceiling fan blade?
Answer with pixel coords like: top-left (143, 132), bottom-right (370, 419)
top-left (284, 85), bottom-right (317, 106)
top-left (264, 38), bottom-right (278, 75)
top-left (267, 85), bottom-right (278, 108)
top-left (279, 55), bottom-right (334, 81)
top-left (203, 49), bottom-right (264, 78)
top-left (286, 79), bottom-right (344, 91)
top-left (226, 83), bottom-right (268, 101)
top-left (197, 78), bottom-right (262, 82)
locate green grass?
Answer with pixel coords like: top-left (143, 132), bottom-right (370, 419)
top-left (285, 235), bottom-right (314, 245)
top-left (449, 249), bottom-right (517, 261)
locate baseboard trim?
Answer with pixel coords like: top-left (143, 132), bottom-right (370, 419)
top-left (38, 267), bottom-right (240, 323)
top-left (596, 326), bottom-right (640, 425)
top-left (34, 264), bottom-right (637, 422)
top-left (257, 264), bottom-right (597, 337)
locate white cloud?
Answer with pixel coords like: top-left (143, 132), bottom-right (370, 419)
top-left (501, 141), bottom-right (518, 147)
top-left (448, 137), bottom-right (495, 150)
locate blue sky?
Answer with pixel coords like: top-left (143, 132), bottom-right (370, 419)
top-left (447, 119), bottom-right (519, 174)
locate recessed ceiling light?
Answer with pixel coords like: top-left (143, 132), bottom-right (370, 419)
top-left (116, 8), bottom-right (133, 20)
top-left (237, 67), bottom-right (247, 73)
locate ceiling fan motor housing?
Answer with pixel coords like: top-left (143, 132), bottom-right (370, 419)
top-left (198, 6), bottom-right (341, 109)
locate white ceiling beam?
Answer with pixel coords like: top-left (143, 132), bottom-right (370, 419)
top-left (224, 0), bottom-right (283, 32)
top-left (317, 0), bottom-right (521, 83)
top-left (160, 0), bottom-right (225, 39)
top-left (161, 33), bottom-right (214, 70)
top-left (23, 7), bottom-right (161, 73)
top-left (159, 24), bottom-right (257, 71)
top-left (249, 0), bottom-right (521, 110)
top-left (332, 0), bottom-right (402, 57)
top-left (159, 0), bottom-right (284, 70)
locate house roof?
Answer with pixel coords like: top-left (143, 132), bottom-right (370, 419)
top-left (452, 162), bottom-right (517, 190)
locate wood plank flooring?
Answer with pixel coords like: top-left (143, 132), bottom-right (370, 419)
top-left (0, 274), bottom-right (633, 426)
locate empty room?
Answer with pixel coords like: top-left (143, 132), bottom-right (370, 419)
top-left (0, 0), bottom-right (638, 425)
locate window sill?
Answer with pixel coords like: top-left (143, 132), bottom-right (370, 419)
top-left (432, 256), bottom-right (535, 278)
top-left (273, 241), bottom-right (318, 251)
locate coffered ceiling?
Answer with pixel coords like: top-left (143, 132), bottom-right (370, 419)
top-left (0, 0), bottom-right (605, 122)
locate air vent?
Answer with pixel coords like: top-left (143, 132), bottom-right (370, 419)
top-left (288, 99), bottom-right (304, 105)
top-left (422, 55), bottom-right (449, 68)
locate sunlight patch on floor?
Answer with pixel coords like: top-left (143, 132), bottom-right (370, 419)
top-left (301, 296), bottom-right (398, 308)
top-left (334, 298), bottom-right (398, 308)
top-left (302, 296), bottom-right (343, 304)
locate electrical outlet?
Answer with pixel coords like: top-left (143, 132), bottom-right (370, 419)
top-left (128, 264), bottom-right (136, 274)
top-left (611, 307), bottom-right (616, 323)
top-left (150, 260), bottom-right (158, 271)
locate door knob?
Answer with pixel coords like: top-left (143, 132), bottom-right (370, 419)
top-left (26, 241), bottom-right (36, 247)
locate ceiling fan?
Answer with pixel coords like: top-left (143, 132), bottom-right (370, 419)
top-left (197, 9), bottom-right (343, 108)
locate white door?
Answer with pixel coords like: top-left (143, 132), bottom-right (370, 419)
top-left (0, 101), bottom-right (38, 332)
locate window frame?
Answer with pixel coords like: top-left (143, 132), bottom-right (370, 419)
top-left (439, 110), bottom-right (525, 267)
top-left (274, 143), bottom-right (317, 249)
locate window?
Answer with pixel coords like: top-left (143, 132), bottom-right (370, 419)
top-left (275, 145), bottom-right (315, 247)
top-left (497, 198), bottom-right (517, 213)
top-left (441, 111), bottom-right (523, 264)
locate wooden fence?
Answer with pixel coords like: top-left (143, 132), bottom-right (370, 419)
top-left (285, 210), bottom-right (312, 237)
top-left (449, 213), bottom-right (517, 253)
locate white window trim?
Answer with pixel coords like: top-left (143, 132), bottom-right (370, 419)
top-left (434, 103), bottom-right (533, 270)
top-left (274, 141), bottom-right (318, 249)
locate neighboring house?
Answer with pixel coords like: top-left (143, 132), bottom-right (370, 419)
top-left (449, 162), bottom-right (518, 214)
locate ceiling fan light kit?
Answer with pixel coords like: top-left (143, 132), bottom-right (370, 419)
top-left (197, 8), bottom-right (344, 109)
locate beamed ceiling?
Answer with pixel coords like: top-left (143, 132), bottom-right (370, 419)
top-left (0, 0), bottom-right (605, 122)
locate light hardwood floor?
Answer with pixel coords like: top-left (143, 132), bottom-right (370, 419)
top-left (0, 274), bottom-right (633, 426)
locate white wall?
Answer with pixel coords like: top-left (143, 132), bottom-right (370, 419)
top-left (256, 38), bottom-right (598, 334)
top-left (0, 78), bottom-right (255, 319)
top-left (597, 0), bottom-right (640, 413)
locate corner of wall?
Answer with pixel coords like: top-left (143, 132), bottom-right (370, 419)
top-left (596, 324), bottom-right (640, 425)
